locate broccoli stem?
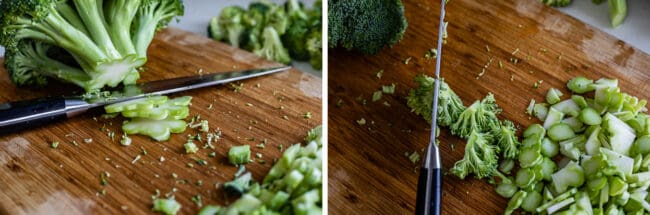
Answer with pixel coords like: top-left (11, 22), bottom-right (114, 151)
top-left (72, 0), bottom-right (121, 59)
top-left (609, 0), bottom-right (627, 28)
top-left (133, 1), bottom-right (180, 58)
top-left (105, 0), bottom-right (141, 55)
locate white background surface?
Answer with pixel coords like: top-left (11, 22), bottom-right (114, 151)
top-left (0, 0), bottom-right (647, 68)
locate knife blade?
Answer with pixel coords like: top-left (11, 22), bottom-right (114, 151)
top-left (415, 0), bottom-right (446, 214)
top-left (0, 66), bottom-right (290, 134)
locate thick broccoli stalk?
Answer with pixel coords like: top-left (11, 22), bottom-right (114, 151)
top-left (451, 93), bottom-right (502, 138)
top-left (328, 0), bottom-right (408, 55)
top-left (254, 27), bottom-right (291, 64)
top-left (494, 120), bottom-right (521, 160)
top-left (450, 130), bottom-right (499, 179)
top-left (0, 0), bottom-right (183, 92)
top-left (407, 75), bottom-right (466, 127)
top-left (539, 0), bottom-right (572, 7)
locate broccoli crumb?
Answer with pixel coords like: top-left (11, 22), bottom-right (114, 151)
top-left (84, 138), bottom-right (93, 143)
top-left (372, 91), bottom-right (383, 102)
top-left (382, 84), bottom-right (396, 94)
top-left (425, 48), bottom-right (438, 59)
top-left (230, 83), bottom-right (244, 93)
top-left (191, 195), bottom-right (202, 207)
top-left (100, 171), bottom-right (109, 186)
top-left (356, 118), bottom-right (367, 125)
top-left (50, 141), bottom-right (59, 149)
top-left (376, 69), bottom-right (384, 79)
top-left (407, 151), bottom-right (420, 164)
top-left (132, 155), bottom-right (141, 164)
top-left (120, 134), bottom-right (131, 146)
top-left (184, 141), bottom-right (199, 154)
top-left (303, 112), bottom-right (312, 119)
top-left (383, 101), bottom-right (391, 107)
top-left (195, 159), bottom-right (208, 166)
top-left (282, 115), bottom-right (289, 120)
top-left (336, 99), bottom-right (344, 107)
top-left (403, 57), bottom-right (412, 65)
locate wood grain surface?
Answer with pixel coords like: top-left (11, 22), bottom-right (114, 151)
top-left (328, 0), bottom-right (650, 214)
top-left (0, 28), bottom-right (322, 214)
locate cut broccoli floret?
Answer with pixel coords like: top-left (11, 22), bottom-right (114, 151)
top-left (451, 93), bottom-right (502, 138)
top-left (328, 0), bottom-right (408, 55)
top-left (495, 120), bottom-right (521, 160)
top-left (407, 75), bottom-right (466, 127)
top-left (0, 0), bottom-right (184, 92)
top-left (450, 130), bottom-right (499, 179)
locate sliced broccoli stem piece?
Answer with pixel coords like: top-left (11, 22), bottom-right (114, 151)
top-left (122, 117), bottom-right (187, 141)
top-left (229, 145), bottom-right (252, 165)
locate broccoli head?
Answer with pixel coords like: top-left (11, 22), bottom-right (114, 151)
top-left (328, 0), bottom-right (408, 55)
top-left (407, 75), bottom-right (466, 127)
top-left (451, 93), bottom-right (502, 138)
top-left (450, 130), bottom-right (499, 179)
top-left (254, 26), bottom-right (291, 64)
top-left (209, 6), bottom-right (246, 48)
top-left (0, 0), bottom-right (184, 92)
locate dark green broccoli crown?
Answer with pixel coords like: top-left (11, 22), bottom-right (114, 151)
top-left (328, 0), bottom-right (408, 55)
top-left (0, 0), bottom-right (57, 50)
top-left (4, 41), bottom-right (51, 86)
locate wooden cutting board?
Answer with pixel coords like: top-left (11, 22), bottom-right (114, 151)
top-left (328, 0), bottom-right (650, 214)
top-left (0, 28), bottom-right (322, 214)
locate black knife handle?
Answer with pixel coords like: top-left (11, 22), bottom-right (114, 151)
top-left (0, 97), bottom-right (68, 135)
top-left (415, 168), bottom-right (442, 215)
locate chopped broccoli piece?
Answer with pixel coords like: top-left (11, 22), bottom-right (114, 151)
top-left (451, 93), bottom-right (501, 138)
top-left (0, 0), bottom-right (184, 92)
top-left (328, 0), bottom-right (408, 55)
top-left (450, 130), bottom-right (499, 179)
top-left (229, 145), bottom-right (252, 165)
top-left (407, 75), bottom-right (466, 127)
top-left (122, 117), bottom-right (187, 141)
top-left (152, 197), bottom-right (181, 215)
top-left (223, 172), bottom-right (254, 196)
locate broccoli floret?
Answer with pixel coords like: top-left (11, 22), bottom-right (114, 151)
top-left (223, 172), bottom-right (254, 196)
top-left (306, 29), bottom-right (322, 70)
top-left (254, 27), bottom-right (291, 64)
top-left (539, 0), bottom-right (572, 7)
top-left (209, 6), bottom-right (246, 48)
top-left (328, 0), bottom-right (408, 55)
top-left (451, 93), bottom-right (502, 138)
top-left (450, 130), bottom-right (499, 179)
top-left (494, 120), bottom-right (521, 160)
top-left (281, 0), bottom-right (311, 61)
top-left (0, 0), bottom-right (183, 92)
top-left (407, 75), bottom-right (466, 127)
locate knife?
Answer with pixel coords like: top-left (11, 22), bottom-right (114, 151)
top-left (0, 66), bottom-right (290, 134)
top-left (415, 0), bottom-right (446, 214)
